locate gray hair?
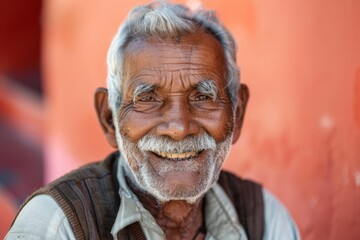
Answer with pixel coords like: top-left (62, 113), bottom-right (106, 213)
top-left (107, 1), bottom-right (240, 115)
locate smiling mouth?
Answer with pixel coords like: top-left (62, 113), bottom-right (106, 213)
top-left (152, 150), bottom-right (202, 161)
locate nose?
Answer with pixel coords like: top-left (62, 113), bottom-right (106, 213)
top-left (156, 99), bottom-right (200, 141)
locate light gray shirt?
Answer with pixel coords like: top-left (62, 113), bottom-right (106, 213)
top-left (6, 160), bottom-right (300, 239)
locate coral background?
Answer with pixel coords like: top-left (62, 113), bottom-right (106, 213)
top-left (1, 0), bottom-right (359, 239)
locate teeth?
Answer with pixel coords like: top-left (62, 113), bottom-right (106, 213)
top-left (157, 151), bottom-right (198, 159)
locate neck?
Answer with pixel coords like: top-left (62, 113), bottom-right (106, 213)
top-left (126, 177), bottom-right (205, 240)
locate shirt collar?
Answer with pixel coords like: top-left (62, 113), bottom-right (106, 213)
top-left (111, 155), bottom-right (247, 240)
top-left (204, 183), bottom-right (248, 239)
top-left (111, 157), bottom-right (165, 239)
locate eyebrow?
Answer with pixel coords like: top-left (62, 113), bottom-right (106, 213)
top-left (196, 80), bottom-right (219, 101)
top-left (132, 82), bottom-right (157, 102)
top-left (132, 80), bottom-right (219, 102)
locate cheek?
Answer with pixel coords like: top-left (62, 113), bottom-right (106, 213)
top-left (118, 102), bottom-right (234, 142)
top-left (196, 108), bottom-right (234, 141)
top-left (118, 108), bottom-right (160, 142)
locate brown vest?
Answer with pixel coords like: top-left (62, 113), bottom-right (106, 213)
top-left (17, 152), bottom-right (264, 240)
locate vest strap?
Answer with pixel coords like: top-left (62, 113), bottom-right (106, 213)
top-left (16, 152), bottom-right (264, 240)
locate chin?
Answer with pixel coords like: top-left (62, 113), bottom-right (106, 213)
top-left (135, 160), bottom-right (220, 203)
top-left (117, 127), bottom-right (234, 203)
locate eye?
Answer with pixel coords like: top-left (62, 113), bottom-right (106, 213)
top-left (195, 95), bottom-right (212, 101)
top-left (137, 95), bottom-right (157, 102)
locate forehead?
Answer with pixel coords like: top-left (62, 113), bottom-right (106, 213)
top-left (122, 31), bottom-right (227, 88)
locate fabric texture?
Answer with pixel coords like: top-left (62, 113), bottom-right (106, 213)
top-left (16, 153), bottom-right (120, 239)
top-left (13, 151), bottom-right (264, 240)
top-left (218, 171), bottom-right (264, 240)
top-left (6, 188), bottom-right (301, 239)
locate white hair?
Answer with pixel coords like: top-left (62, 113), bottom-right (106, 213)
top-left (106, 0), bottom-right (240, 116)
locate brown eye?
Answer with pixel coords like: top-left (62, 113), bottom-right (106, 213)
top-left (138, 95), bottom-right (157, 102)
top-left (195, 95), bottom-right (211, 101)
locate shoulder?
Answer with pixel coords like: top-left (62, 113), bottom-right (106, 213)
top-left (218, 171), bottom-right (301, 239)
top-left (6, 152), bottom-right (120, 240)
top-left (262, 188), bottom-right (301, 240)
top-left (48, 156), bottom-right (116, 185)
top-left (35, 152), bottom-right (119, 204)
top-left (45, 151), bottom-right (119, 187)
top-left (6, 195), bottom-right (75, 240)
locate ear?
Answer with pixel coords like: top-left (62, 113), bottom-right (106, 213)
top-left (232, 83), bottom-right (249, 144)
top-left (94, 87), bottom-right (118, 148)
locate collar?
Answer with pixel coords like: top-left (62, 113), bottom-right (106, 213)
top-left (111, 155), bottom-right (248, 240)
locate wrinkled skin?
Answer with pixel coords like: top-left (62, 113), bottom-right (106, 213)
top-left (95, 30), bottom-right (249, 240)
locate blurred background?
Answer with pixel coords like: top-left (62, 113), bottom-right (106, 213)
top-left (0, 0), bottom-right (359, 239)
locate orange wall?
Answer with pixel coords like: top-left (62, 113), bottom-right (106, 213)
top-left (0, 191), bottom-right (16, 238)
top-left (41, 0), bottom-right (360, 239)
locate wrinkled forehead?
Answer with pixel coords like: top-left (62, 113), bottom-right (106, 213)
top-left (122, 30), bottom-right (227, 75)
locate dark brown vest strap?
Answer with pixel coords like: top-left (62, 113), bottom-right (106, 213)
top-left (218, 171), bottom-right (264, 240)
top-left (15, 151), bottom-right (264, 240)
top-left (15, 152), bottom-right (121, 240)
top-left (117, 222), bottom-right (146, 240)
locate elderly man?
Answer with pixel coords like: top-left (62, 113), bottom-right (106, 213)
top-left (7, 1), bottom-right (300, 240)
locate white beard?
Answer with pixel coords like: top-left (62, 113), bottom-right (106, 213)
top-left (114, 121), bottom-right (233, 203)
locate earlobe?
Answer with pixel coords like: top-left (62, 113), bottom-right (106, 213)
top-left (232, 84), bottom-right (249, 144)
top-left (94, 87), bottom-right (118, 148)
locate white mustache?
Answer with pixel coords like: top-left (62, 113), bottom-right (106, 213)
top-left (137, 133), bottom-right (216, 154)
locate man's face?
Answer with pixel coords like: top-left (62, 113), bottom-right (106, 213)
top-left (116, 31), bottom-right (236, 202)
